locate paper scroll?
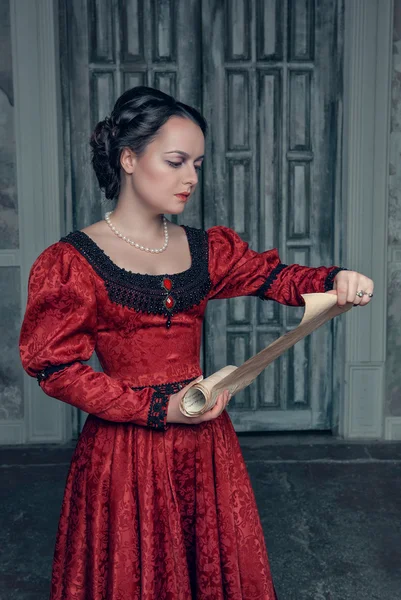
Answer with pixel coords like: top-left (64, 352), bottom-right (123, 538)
top-left (179, 292), bottom-right (353, 417)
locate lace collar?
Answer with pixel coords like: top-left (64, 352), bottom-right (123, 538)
top-left (60, 226), bottom-right (211, 328)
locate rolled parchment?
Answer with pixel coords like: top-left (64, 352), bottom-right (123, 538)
top-left (179, 292), bottom-right (353, 417)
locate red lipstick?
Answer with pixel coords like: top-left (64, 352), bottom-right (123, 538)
top-left (175, 192), bottom-right (190, 201)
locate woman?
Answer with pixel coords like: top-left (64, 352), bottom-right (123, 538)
top-left (19, 86), bottom-right (374, 599)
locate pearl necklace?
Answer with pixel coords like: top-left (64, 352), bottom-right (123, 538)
top-left (104, 211), bottom-right (169, 253)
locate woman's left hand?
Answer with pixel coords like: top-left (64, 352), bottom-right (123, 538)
top-left (326, 270), bottom-right (374, 307)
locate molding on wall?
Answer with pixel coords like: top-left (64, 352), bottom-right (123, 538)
top-left (347, 364), bottom-right (384, 438)
top-left (340, 0), bottom-right (392, 438)
top-left (388, 245), bottom-right (401, 263)
top-left (0, 249), bottom-right (20, 266)
top-left (385, 417), bottom-right (401, 440)
top-left (27, 379), bottom-right (73, 443)
top-left (0, 422), bottom-right (24, 444)
top-left (10, 0), bottom-right (69, 444)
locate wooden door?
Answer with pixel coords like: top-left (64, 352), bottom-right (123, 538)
top-left (202, 0), bottom-right (343, 431)
top-left (60, 0), bottom-right (343, 435)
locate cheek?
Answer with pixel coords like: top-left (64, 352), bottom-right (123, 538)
top-left (138, 160), bottom-right (177, 188)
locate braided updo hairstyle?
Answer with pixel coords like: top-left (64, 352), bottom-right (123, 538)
top-left (90, 86), bottom-right (207, 200)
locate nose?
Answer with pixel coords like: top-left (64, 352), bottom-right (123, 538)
top-left (183, 163), bottom-right (199, 186)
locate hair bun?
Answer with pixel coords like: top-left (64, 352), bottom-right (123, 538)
top-left (89, 117), bottom-right (120, 200)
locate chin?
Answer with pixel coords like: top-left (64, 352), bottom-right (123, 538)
top-left (165, 204), bottom-right (187, 215)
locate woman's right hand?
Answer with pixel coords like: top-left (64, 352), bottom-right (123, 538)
top-left (166, 376), bottom-right (231, 425)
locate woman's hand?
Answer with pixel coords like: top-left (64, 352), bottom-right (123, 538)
top-left (167, 376), bottom-right (231, 425)
top-left (327, 270), bottom-right (374, 307)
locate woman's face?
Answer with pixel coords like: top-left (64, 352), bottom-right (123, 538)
top-left (122, 116), bottom-right (205, 214)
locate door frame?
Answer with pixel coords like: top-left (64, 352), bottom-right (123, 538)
top-left (338, 0), bottom-right (392, 438)
top-left (8, 0), bottom-right (393, 443)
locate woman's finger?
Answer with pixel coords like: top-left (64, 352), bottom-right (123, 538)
top-left (220, 390), bottom-right (231, 412)
top-left (334, 271), bottom-right (374, 307)
top-left (335, 282), bottom-right (348, 306)
top-left (201, 392), bottom-right (227, 422)
top-left (345, 272), bottom-right (359, 304)
top-left (223, 390), bottom-right (231, 409)
top-left (352, 277), bottom-right (374, 307)
top-left (359, 280), bottom-right (375, 306)
top-left (200, 395), bottom-right (222, 422)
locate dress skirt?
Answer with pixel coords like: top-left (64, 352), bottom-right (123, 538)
top-left (49, 410), bottom-right (278, 599)
top-left (18, 222), bottom-right (341, 600)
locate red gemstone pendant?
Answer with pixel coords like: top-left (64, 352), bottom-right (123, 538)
top-left (161, 277), bottom-right (174, 327)
top-left (164, 295), bottom-right (175, 310)
top-left (162, 278), bottom-right (173, 291)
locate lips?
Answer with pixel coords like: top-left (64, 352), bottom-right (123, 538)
top-left (175, 193), bottom-right (190, 201)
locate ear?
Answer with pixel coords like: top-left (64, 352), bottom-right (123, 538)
top-left (120, 147), bottom-right (137, 174)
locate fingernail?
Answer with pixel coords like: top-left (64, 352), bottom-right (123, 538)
top-left (196, 375), bottom-right (204, 382)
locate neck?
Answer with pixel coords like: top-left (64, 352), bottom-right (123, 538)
top-left (108, 195), bottom-right (166, 240)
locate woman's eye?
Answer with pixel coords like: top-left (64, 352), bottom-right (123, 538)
top-left (166, 160), bottom-right (202, 172)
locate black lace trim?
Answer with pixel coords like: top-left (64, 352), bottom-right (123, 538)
top-left (36, 361), bottom-right (80, 386)
top-left (324, 267), bottom-right (348, 292)
top-left (131, 377), bottom-right (195, 430)
top-left (257, 263), bottom-right (289, 300)
top-left (60, 226), bottom-right (211, 326)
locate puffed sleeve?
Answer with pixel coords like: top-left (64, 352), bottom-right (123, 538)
top-left (19, 243), bottom-right (172, 430)
top-left (207, 225), bottom-right (347, 306)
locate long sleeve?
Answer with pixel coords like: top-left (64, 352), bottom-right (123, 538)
top-left (19, 243), bottom-right (171, 430)
top-left (207, 225), bottom-right (346, 306)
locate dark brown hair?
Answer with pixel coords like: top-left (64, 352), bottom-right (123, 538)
top-left (90, 86), bottom-right (207, 200)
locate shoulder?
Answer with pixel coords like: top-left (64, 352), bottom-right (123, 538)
top-left (26, 240), bottom-right (97, 309)
top-left (206, 224), bottom-right (244, 242)
top-left (172, 223), bottom-right (248, 260)
top-left (29, 236), bottom-right (94, 286)
top-left (205, 225), bottom-right (248, 255)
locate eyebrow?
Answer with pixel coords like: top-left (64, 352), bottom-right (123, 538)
top-left (164, 150), bottom-right (204, 160)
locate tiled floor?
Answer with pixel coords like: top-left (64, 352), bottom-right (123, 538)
top-left (1, 435), bottom-right (400, 600)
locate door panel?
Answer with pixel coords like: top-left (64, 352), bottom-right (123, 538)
top-left (201, 0), bottom-right (343, 431)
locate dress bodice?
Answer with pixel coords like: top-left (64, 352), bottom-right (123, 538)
top-left (59, 226), bottom-right (210, 387)
top-left (19, 223), bottom-right (344, 430)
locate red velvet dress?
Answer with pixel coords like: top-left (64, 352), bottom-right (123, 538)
top-left (19, 224), bottom-right (343, 600)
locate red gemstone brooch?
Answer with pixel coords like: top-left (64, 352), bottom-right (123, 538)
top-left (162, 277), bottom-right (175, 328)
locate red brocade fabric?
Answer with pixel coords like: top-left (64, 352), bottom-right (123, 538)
top-left (19, 224), bottom-right (343, 600)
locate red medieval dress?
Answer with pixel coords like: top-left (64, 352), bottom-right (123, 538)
top-left (19, 224), bottom-right (344, 600)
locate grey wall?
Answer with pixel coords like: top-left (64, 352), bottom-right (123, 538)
top-left (387, 0), bottom-right (401, 418)
top-left (0, 0), bottom-right (23, 421)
